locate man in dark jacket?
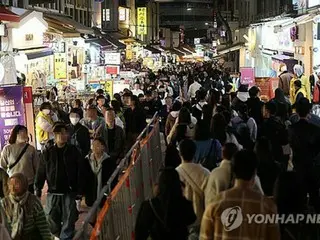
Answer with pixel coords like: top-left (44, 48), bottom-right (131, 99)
top-left (69, 108), bottom-right (91, 158)
top-left (101, 108), bottom-right (125, 164)
top-left (35, 123), bottom-right (84, 240)
top-left (124, 95), bottom-right (147, 148)
top-left (260, 101), bottom-right (289, 170)
top-left (246, 86), bottom-right (264, 129)
top-left (288, 98), bottom-right (320, 212)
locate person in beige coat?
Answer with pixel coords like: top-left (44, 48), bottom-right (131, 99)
top-left (205, 143), bottom-right (264, 207)
top-left (0, 125), bottom-right (39, 193)
top-left (176, 139), bottom-right (209, 236)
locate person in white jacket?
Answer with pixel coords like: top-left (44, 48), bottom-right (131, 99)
top-left (176, 139), bottom-right (209, 236)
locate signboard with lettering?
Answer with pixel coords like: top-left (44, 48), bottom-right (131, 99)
top-left (137, 7), bottom-right (147, 35)
top-left (240, 67), bottom-right (255, 87)
top-left (54, 53), bottom-right (67, 79)
top-left (0, 86), bottom-right (25, 149)
top-left (105, 52), bottom-right (121, 65)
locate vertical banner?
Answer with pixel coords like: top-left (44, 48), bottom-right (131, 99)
top-left (54, 53), bottom-right (67, 79)
top-left (240, 67), bottom-right (255, 87)
top-left (0, 86), bottom-right (25, 149)
top-left (105, 80), bottom-right (113, 98)
top-left (23, 87), bottom-right (36, 148)
top-left (137, 7), bottom-right (147, 35)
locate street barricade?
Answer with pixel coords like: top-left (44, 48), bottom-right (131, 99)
top-left (74, 113), bottom-right (163, 240)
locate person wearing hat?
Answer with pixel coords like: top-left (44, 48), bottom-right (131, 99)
top-left (231, 84), bottom-right (250, 112)
top-left (278, 63), bottom-right (293, 97)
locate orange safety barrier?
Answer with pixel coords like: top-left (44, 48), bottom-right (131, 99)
top-left (84, 117), bottom-right (163, 240)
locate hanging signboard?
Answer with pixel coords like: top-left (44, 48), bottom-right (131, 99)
top-left (0, 86), bottom-right (25, 149)
top-left (106, 65), bottom-right (120, 75)
top-left (23, 87), bottom-right (36, 148)
top-left (105, 80), bottom-right (113, 98)
top-left (137, 7), bottom-right (147, 35)
top-left (54, 53), bottom-right (67, 79)
top-left (240, 67), bottom-right (255, 87)
top-left (105, 52), bottom-right (121, 65)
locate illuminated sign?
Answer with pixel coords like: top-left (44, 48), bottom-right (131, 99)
top-left (103, 9), bottom-right (110, 22)
top-left (119, 8), bottom-right (126, 21)
top-left (308, 0), bottom-right (320, 7)
top-left (137, 7), bottom-right (147, 35)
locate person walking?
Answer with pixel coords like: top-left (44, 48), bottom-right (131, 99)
top-left (35, 102), bottom-right (58, 150)
top-left (2, 173), bottom-right (52, 240)
top-left (35, 123), bottom-right (83, 240)
top-left (204, 143), bottom-right (238, 207)
top-left (1, 125), bottom-right (39, 193)
top-left (176, 139), bottom-right (210, 238)
top-left (278, 63), bottom-right (293, 97)
top-left (101, 108), bottom-right (125, 164)
top-left (83, 138), bottom-right (116, 207)
top-left (135, 168), bottom-right (196, 240)
top-left (69, 109), bottom-right (91, 158)
top-left (200, 150), bottom-right (280, 240)
top-left (80, 105), bottom-right (105, 139)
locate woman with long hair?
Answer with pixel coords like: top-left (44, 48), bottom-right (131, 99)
top-left (211, 113), bottom-right (242, 150)
top-left (135, 168), bottom-right (196, 240)
top-left (0, 125), bottom-right (39, 193)
top-left (167, 108), bottom-right (195, 144)
top-left (273, 88), bottom-right (292, 122)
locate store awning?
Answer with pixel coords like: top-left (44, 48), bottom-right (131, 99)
top-left (168, 48), bottom-right (184, 56)
top-left (45, 17), bottom-right (80, 38)
top-left (271, 54), bottom-right (293, 61)
top-left (85, 38), bottom-right (113, 49)
top-left (108, 31), bottom-right (127, 40)
top-left (218, 42), bottom-right (245, 55)
top-left (44, 13), bottom-right (93, 35)
top-left (104, 35), bottom-right (126, 50)
top-left (144, 45), bottom-right (161, 54)
top-left (276, 14), bottom-right (314, 29)
top-left (17, 47), bottom-right (54, 60)
top-left (0, 6), bottom-right (19, 22)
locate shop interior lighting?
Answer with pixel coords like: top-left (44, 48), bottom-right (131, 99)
top-left (187, 8), bottom-right (192, 11)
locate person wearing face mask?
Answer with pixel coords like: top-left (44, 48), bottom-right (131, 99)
top-left (35, 102), bottom-right (58, 150)
top-left (0, 125), bottom-right (39, 193)
top-left (69, 108), bottom-right (90, 158)
top-left (290, 64), bottom-right (311, 104)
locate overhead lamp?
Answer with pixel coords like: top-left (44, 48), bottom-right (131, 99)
top-left (187, 8), bottom-right (192, 11)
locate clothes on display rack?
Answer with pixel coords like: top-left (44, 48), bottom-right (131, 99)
top-left (0, 54), bottom-right (17, 85)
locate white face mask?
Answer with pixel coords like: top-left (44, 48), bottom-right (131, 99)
top-left (43, 109), bottom-right (51, 115)
top-left (70, 117), bottom-right (80, 126)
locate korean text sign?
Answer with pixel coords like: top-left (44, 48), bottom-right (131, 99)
top-left (137, 7), bottom-right (147, 35)
top-left (240, 67), bottom-right (255, 87)
top-left (0, 86), bottom-right (25, 149)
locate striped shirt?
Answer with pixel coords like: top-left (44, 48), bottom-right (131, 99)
top-left (200, 186), bottom-right (280, 240)
top-left (2, 194), bottom-right (52, 240)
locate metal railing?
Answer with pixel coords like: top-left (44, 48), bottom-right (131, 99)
top-left (74, 113), bottom-right (163, 240)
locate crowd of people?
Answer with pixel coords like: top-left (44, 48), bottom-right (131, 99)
top-left (133, 62), bottom-right (320, 240)
top-left (0, 61), bottom-right (318, 239)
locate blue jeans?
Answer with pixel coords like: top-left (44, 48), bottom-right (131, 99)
top-left (45, 193), bottom-right (78, 240)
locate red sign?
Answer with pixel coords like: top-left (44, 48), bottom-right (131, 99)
top-left (23, 87), bottom-right (33, 104)
top-left (106, 65), bottom-right (119, 75)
